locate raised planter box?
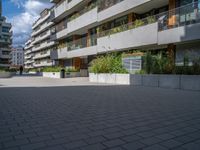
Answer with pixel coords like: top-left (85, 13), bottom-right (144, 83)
top-left (43, 72), bottom-right (61, 79)
top-left (89, 73), bottom-right (130, 85)
top-left (0, 72), bottom-right (14, 78)
top-left (89, 73), bottom-right (200, 91)
top-left (131, 74), bottom-right (200, 91)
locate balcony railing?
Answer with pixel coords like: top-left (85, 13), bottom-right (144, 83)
top-left (98, 0), bottom-right (124, 12)
top-left (68, 2), bottom-right (97, 22)
top-left (158, 1), bottom-right (200, 31)
top-left (67, 34), bottom-right (97, 51)
top-left (98, 15), bottom-right (158, 38)
top-left (98, 1), bottom-right (200, 37)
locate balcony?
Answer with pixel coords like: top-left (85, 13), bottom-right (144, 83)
top-left (54, 0), bottom-right (68, 19)
top-left (32, 12), bottom-right (51, 29)
top-left (33, 41), bottom-right (55, 52)
top-left (67, 34), bottom-right (97, 58)
top-left (158, 2), bottom-right (200, 45)
top-left (34, 60), bottom-right (53, 67)
top-left (68, 7), bottom-right (98, 34)
top-left (68, 0), bottom-right (84, 10)
top-left (33, 51), bottom-right (51, 60)
top-left (50, 47), bottom-right (68, 59)
top-left (97, 17), bottom-right (158, 53)
top-left (32, 21), bottom-right (53, 37)
top-left (98, 0), bottom-right (150, 22)
top-left (32, 30), bottom-right (51, 44)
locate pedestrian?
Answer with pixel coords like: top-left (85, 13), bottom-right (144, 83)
top-left (19, 66), bottom-right (23, 75)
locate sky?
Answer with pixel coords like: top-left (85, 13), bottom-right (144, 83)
top-left (2, 0), bottom-right (53, 47)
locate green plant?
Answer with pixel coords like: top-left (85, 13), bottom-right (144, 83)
top-left (43, 67), bottom-right (63, 72)
top-left (147, 16), bottom-right (156, 24)
top-left (134, 19), bottom-right (145, 28)
top-left (89, 53), bottom-right (128, 74)
top-left (143, 52), bottom-right (153, 74)
top-left (135, 70), bottom-right (146, 74)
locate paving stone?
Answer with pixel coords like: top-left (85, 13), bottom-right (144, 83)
top-left (80, 143), bottom-right (106, 150)
top-left (103, 139), bottom-right (125, 148)
top-left (122, 141), bottom-right (146, 150)
top-left (0, 81), bottom-right (200, 150)
top-left (143, 144), bottom-right (168, 150)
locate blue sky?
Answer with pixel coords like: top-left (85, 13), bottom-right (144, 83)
top-left (2, 0), bottom-right (52, 47)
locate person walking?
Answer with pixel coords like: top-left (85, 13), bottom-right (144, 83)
top-left (19, 66), bottom-right (23, 75)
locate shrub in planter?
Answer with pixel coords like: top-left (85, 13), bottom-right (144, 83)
top-left (43, 67), bottom-right (63, 72)
top-left (89, 53), bottom-right (128, 74)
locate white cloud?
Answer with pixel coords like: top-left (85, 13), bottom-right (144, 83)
top-left (9, 0), bottom-right (52, 47)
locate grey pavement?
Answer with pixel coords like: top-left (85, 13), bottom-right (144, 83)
top-left (0, 76), bottom-right (200, 150)
top-left (0, 76), bottom-right (109, 87)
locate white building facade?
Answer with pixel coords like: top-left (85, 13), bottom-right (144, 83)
top-left (25, 0), bottom-right (200, 70)
top-left (11, 47), bottom-right (24, 68)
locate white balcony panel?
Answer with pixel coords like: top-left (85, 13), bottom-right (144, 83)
top-left (32, 30), bottom-right (51, 44)
top-left (67, 46), bottom-right (97, 58)
top-left (98, 0), bottom-right (150, 22)
top-left (34, 61), bottom-right (53, 67)
top-left (54, 0), bottom-right (68, 18)
top-left (33, 51), bottom-right (51, 60)
top-left (97, 23), bottom-right (158, 53)
top-left (158, 23), bottom-right (200, 45)
top-left (32, 22), bottom-right (53, 37)
top-left (33, 41), bottom-right (55, 52)
top-left (56, 28), bottom-right (68, 40)
top-left (32, 13), bottom-right (50, 29)
top-left (68, 8), bottom-right (98, 34)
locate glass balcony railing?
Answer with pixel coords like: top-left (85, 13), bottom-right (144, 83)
top-left (68, 2), bottom-right (97, 22)
top-left (98, 15), bottom-right (158, 38)
top-left (158, 1), bottom-right (200, 31)
top-left (67, 34), bottom-right (97, 51)
top-left (98, 0), bottom-right (124, 12)
top-left (98, 1), bottom-right (200, 37)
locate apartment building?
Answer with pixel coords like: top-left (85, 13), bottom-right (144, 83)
top-left (0, 0), bottom-right (12, 68)
top-left (48, 0), bottom-right (200, 71)
top-left (11, 47), bottom-right (24, 68)
top-left (24, 39), bottom-right (34, 69)
top-left (24, 8), bottom-right (56, 69)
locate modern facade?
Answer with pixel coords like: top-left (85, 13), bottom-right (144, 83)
top-left (11, 47), bottom-right (24, 68)
top-left (24, 8), bottom-right (56, 69)
top-left (49, 0), bottom-right (200, 70)
top-left (0, 0), bottom-right (12, 68)
top-left (26, 0), bottom-right (200, 70)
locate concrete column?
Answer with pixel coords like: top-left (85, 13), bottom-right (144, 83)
top-left (87, 30), bottom-right (91, 47)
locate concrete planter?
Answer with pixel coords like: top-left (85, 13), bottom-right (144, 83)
top-left (43, 72), bottom-right (61, 79)
top-left (89, 73), bottom-right (130, 85)
top-left (130, 74), bottom-right (200, 91)
top-left (66, 72), bottom-right (81, 78)
top-left (0, 72), bottom-right (14, 78)
top-left (90, 73), bottom-right (200, 91)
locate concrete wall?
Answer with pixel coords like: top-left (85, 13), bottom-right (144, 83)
top-left (67, 46), bottom-right (97, 58)
top-left (89, 73), bottom-right (200, 91)
top-left (56, 28), bottom-right (68, 40)
top-left (68, 8), bottom-right (98, 34)
top-left (0, 72), bottom-right (13, 78)
top-left (158, 23), bottom-right (200, 45)
top-left (98, 0), bottom-right (150, 22)
top-left (43, 72), bottom-right (61, 79)
top-left (89, 73), bottom-right (130, 85)
top-left (97, 23), bottom-right (158, 53)
top-left (131, 74), bottom-right (200, 91)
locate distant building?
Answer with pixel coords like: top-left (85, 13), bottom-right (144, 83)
top-left (0, 0), bottom-right (12, 68)
top-left (11, 47), bottom-right (24, 68)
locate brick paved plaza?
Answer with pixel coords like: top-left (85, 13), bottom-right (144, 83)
top-left (0, 76), bottom-right (200, 150)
